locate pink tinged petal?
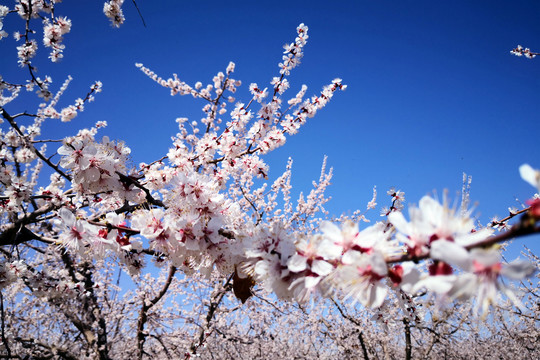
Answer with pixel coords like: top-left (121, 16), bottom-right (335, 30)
top-left (430, 240), bottom-right (471, 270)
top-left (287, 254), bottom-right (307, 272)
top-left (470, 248), bottom-right (500, 267)
top-left (519, 164), bottom-right (540, 190)
top-left (501, 260), bottom-right (536, 279)
top-left (311, 260), bottom-right (333, 276)
top-left (341, 221), bottom-right (359, 240)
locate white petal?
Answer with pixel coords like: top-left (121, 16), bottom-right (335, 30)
top-left (341, 221), bottom-right (359, 239)
top-left (84, 167), bottom-right (100, 182)
top-left (311, 260), bottom-right (333, 276)
top-left (413, 275), bottom-right (456, 294)
top-left (320, 221), bottom-right (342, 242)
top-left (317, 239), bottom-right (343, 259)
top-left (370, 253), bottom-right (388, 276)
top-left (59, 208), bottom-right (75, 226)
top-left (519, 164), bottom-right (540, 190)
top-left (502, 260), bottom-right (536, 279)
top-left (184, 237), bottom-right (199, 251)
top-left (447, 273), bottom-right (477, 301)
top-left (304, 276), bottom-right (321, 289)
top-left (420, 196), bottom-right (442, 225)
top-left (85, 145), bottom-right (98, 156)
top-left (368, 283), bottom-right (387, 308)
top-left (430, 240), bottom-right (471, 271)
top-left (342, 250), bottom-right (362, 265)
top-left (287, 254), bottom-right (307, 272)
top-left (57, 145), bottom-right (72, 156)
top-left (399, 263), bottom-right (421, 293)
top-left (388, 211), bottom-right (409, 234)
top-left (470, 248), bottom-right (500, 267)
top-left (457, 228), bottom-right (493, 247)
top-left (79, 156), bottom-right (90, 170)
top-left (254, 260), bottom-right (269, 276)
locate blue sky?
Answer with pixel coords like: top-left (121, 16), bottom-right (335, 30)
top-left (2, 0), bottom-right (539, 258)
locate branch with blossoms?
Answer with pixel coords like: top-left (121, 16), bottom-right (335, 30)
top-left (259, 183), bottom-right (538, 311)
top-left (511, 45), bottom-right (539, 59)
top-left (386, 208), bottom-right (540, 264)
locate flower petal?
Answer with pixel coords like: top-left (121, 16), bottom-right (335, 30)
top-left (519, 164), bottom-right (540, 190)
top-left (502, 260), bottom-right (536, 279)
top-left (311, 259), bottom-right (333, 276)
top-left (287, 254), bottom-right (307, 272)
top-left (430, 240), bottom-right (471, 271)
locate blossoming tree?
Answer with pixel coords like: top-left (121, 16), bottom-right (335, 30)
top-left (0, 1), bottom-right (538, 359)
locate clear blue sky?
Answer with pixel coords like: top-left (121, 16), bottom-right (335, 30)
top-left (2, 0), bottom-right (539, 257)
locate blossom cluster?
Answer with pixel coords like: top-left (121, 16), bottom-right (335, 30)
top-left (511, 45), bottom-right (538, 59)
top-left (242, 187), bottom-right (535, 311)
top-left (42, 15), bottom-right (72, 62)
top-left (0, 5), bottom-right (8, 40)
top-left (0, 258), bottom-right (86, 299)
top-left (103, 0), bottom-right (125, 28)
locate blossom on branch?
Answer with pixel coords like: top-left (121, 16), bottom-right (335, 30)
top-left (511, 45), bottom-right (538, 59)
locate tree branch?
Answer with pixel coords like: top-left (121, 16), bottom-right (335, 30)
top-left (1, 106), bottom-right (71, 182)
top-left (136, 265), bottom-right (177, 359)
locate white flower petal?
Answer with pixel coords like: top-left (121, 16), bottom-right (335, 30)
top-left (502, 260), bottom-right (536, 279)
top-left (287, 254), bottom-right (307, 272)
top-left (368, 283), bottom-right (387, 308)
top-left (84, 167), bottom-right (100, 182)
top-left (519, 164), bottom-right (540, 190)
top-left (311, 259), bottom-right (333, 276)
top-left (470, 248), bottom-right (500, 267)
top-left (59, 208), bottom-right (75, 226)
top-left (320, 221), bottom-right (342, 242)
top-left (342, 250), bottom-right (361, 265)
top-left (413, 275), bottom-right (456, 294)
top-left (317, 239), bottom-right (343, 259)
top-left (370, 253), bottom-right (388, 276)
top-left (419, 196), bottom-right (442, 224)
top-left (430, 240), bottom-right (471, 270)
top-left (457, 228), bottom-right (493, 247)
top-left (447, 273), bottom-right (477, 301)
top-left (399, 263), bottom-right (421, 293)
top-left (388, 211), bottom-right (409, 234)
top-left (304, 276), bottom-right (321, 289)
